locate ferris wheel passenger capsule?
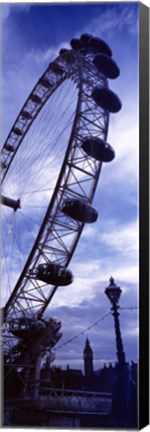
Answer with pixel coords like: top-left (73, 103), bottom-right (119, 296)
top-left (62, 199), bottom-right (98, 223)
top-left (5, 144), bottom-right (14, 152)
top-left (70, 38), bottom-right (88, 56)
top-left (9, 318), bottom-right (46, 338)
top-left (30, 94), bottom-right (41, 104)
top-left (59, 48), bottom-right (76, 64)
top-left (21, 110), bottom-right (32, 119)
top-left (70, 38), bottom-right (84, 50)
top-left (80, 33), bottom-right (92, 48)
top-left (50, 62), bottom-right (64, 75)
top-left (39, 77), bottom-right (53, 89)
top-left (89, 36), bottom-right (112, 57)
top-left (92, 87), bottom-right (122, 113)
top-left (59, 48), bottom-right (68, 55)
top-left (51, 332), bottom-right (62, 347)
top-left (93, 53), bottom-right (120, 79)
top-left (13, 127), bottom-right (23, 136)
top-left (49, 318), bottom-right (61, 332)
top-left (81, 136), bottom-right (115, 162)
top-left (1, 161), bottom-right (7, 169)
top-left (36, 262), bottom-right (73, 286)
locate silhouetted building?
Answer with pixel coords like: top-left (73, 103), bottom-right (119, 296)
top-left (83, 338), bottom-right (93, 383)
top-left (39, 338), bottom-right (138, 428)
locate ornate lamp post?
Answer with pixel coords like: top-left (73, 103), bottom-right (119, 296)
top-left (105, 276), bottom-right (128, 427)
top-left (105, 276), bottom-right (126, 366)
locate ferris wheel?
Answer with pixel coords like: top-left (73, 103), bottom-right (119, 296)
top-left (1, 34), bottom-right (121, 364)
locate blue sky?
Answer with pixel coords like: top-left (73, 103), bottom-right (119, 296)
top-left (1, 2), bottom-right (139, 372)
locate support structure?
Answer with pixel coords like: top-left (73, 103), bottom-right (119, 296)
top-left (105, 277), bottom-right (129, 427)
top-left (105, 276), bottom-right (126, 366)
top-left (1, 195), bottom-right (21, 211)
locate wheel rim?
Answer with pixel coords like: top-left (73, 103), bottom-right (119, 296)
top-left (1, 47), bottom-right (110, 359)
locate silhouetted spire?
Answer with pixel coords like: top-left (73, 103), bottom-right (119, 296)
top-left (83, 338), bottom-right (93, 379)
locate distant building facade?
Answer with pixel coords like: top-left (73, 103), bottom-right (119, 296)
top-left (41, 338), bottom-right (137, 392)
top-left (4, 338), bottom-right (137, 428)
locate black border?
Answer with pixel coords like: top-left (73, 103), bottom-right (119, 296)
top-left (139, 1), bottom-right (149, 429)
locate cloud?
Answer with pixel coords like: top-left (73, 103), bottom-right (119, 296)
top-left (25, 38), bottom-right (70, 66)
top-left (99, 220), bottom-right (138, 256)
top-left (86, 3), bottom-right (138, 38)
top-left (75, 217), bottom-right (138, 278)
top-left (1, 4), bottom-right (31, 22)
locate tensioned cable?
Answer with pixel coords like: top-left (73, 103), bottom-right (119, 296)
top-left (7, 212), bottom-right (16, 302)
top-left (18, 99), bottom-right (77, 191)
top-left (53, 307), bottom-right (139, 352)
top-left (120, 307), bottom-right (138, 311)
top-left (2, 80), bottom-right (77, 193)
top-left (2, 93), bottom-right (77, 196)
top-left (1, 80), bottom-right (78, 304)
top-left (21, 81), bottom-right (77, 171)
top-left (53, 312), bottom-right (111, 351)
top-left (20, 120), bottom-right (74, 196)
top-left (3, 88), bottom-right (77, 204)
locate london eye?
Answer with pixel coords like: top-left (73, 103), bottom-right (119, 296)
top-left (1, 34), bottom-right (121, 367)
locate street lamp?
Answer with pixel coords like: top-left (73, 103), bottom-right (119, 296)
top-left (105, 277), bottom-right (129, 427)
top-left (105, 276), bottom-right (126, 366)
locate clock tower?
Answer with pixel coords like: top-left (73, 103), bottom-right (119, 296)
top-left (83, 338), bottom-right (93, 379)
